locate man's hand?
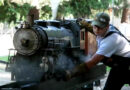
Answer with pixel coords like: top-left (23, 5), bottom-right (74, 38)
top-left (76, 18), bottom-right (87, 27)
top-left (70, 63), bottom-right (89, 77)
top-left (76, 18), bottom-right (92, 28)
top-left (54, 68), bottom-right (73, 81)
top-left (54, 63), bottom-right (89, 81)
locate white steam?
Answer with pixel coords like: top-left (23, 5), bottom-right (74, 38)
top-left (50, 0), bottom-right (61, 20)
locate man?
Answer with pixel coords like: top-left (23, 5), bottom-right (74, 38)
top-left (65, 12), bottom-right (130, 90)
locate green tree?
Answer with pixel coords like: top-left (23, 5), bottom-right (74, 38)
top-left (40, 5), bottom-right (52, 20)
top-left (109, 0), bottom-right (130, 23)
top-left (57, 0), bottom-right (111, 19)
top-left (0, 0), bottom-right (32, 24)
top-left (121, 0), bottom-right (130, 23)
top-left (0, 0), bottom-right (4, 5)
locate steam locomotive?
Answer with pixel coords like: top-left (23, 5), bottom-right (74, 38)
top-left (5, 19), bottom-right (106, 90)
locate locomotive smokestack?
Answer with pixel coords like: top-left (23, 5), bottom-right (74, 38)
top-left (27, 7), bottom-right (39, 26)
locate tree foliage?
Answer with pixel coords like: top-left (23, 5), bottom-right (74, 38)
top-left (111, 0), bottom-right (130, 23)
top-left (40, 5), bottom-right (52, 20)
top-left (0, 0), bottom-right (32, 24)
top-left (39, 0), bottom-right (112, 20)
top-left (0, 0), bottom-right (129, 23)
top-left (58, 0), bottom-right (111, 19)
top-left (0, 0), bottom-right (4, 6)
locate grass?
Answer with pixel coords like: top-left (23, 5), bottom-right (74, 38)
top-left (125, 84), bottom-right (130, 87)
top-left (106, 66), bottom-right (111, 72)
top-left (0, 56), bottom-right (9, 62)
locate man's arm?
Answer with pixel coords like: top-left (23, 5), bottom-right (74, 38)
top-left (66, 54), bottom-right (106, 79)
top-left (86, 54), bottom-right (105, 69)
top-left (55, 54), bottom-right (108, 81)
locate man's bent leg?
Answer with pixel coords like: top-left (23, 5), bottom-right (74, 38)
top-left (103, 67), bottom-right (124, 90)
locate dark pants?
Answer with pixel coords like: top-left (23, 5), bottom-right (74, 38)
top-left (103, 65), bottom-right (130, 90)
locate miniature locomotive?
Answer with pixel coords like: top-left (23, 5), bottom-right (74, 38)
top-left (6, 19), bottom-right (106, 90)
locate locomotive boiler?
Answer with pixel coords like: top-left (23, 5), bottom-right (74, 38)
top-left (5, 19), bottom-right (106, 90)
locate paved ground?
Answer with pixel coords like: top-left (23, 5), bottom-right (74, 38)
top-left (93, 72), bottom-right (130, 90)
top-left (0, 63), bottom-right (130, 90)
top-left (0, 63), bottom-right (13, 86)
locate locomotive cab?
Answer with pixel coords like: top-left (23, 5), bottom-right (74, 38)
top-left (80, 28), bottom-right (97, 55)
